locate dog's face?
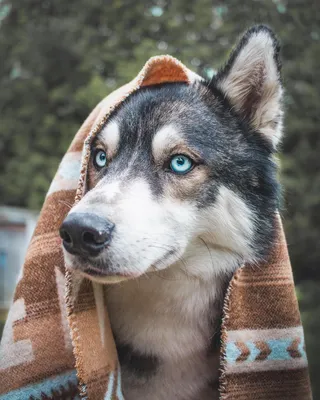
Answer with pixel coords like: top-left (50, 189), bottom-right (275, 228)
top-left (61, 26), bottom-right (282, 283)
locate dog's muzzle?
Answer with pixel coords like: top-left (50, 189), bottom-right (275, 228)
top-left (60, 212), bottom-right (115, 257)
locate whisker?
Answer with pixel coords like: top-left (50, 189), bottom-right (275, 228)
top-left (199, 237), bottom-right (214, 270)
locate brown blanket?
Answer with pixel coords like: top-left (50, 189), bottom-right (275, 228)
top-left (0, 56), bottom-right (312, 400)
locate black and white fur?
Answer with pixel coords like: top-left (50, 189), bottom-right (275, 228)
top-left (63, 26), bottom-right (283, 400)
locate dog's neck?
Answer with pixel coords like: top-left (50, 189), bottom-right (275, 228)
top-left (106, 240), bottom-right (241, 357)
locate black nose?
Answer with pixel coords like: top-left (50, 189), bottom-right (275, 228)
top-left (60, 212), bottom-right (115, 257)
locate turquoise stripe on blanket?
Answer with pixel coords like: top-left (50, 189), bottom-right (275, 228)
top-left (0, 369), bottom-right (79, 400)
top-left (266, 338), bottom-right (293, 361)
top-left (226, 334), bottom-right (307, 364)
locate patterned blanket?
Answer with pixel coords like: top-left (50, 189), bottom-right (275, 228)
top-left (0, 56), bottom-right (312, 399)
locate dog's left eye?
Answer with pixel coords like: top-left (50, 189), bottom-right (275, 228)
top-left (170, 155), bottom-right (193, 174)
top-left (93, 149), bottom-right (107, 169)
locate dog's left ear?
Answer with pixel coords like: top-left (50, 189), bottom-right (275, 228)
top-left (215, 25), bottom-right (283, 148)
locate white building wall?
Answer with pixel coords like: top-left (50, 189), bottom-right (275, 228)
top-left (0, 207), bottom-right (38, 309)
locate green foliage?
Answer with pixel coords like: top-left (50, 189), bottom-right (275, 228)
top-left (0, 0), bottom-right (319, 395)
top-left (297, 281), bottom-right (320, 399)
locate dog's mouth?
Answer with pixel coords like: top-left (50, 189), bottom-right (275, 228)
top-left (64, 247), bottom-right (179, 283)
top-left (81, 267), bottom-right (136, 284)
top-left (64, 254), bottom-right (135, 283)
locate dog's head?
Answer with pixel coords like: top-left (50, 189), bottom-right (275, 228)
top-left (60, 26), bottom-right (282, 283)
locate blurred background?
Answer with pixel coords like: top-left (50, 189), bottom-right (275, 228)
top-left (0, 0), bottom-right (319, 396)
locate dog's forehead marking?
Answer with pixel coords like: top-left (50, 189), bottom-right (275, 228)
top-left (99, 120), bottom-right (120, 154)
top-left (152, 125), bottom-right (183, 160)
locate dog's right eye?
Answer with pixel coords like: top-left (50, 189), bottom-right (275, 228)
top-left (93, 149), bottom-right (107, 169)
top-left (169, 155), bottom-right (194, 175)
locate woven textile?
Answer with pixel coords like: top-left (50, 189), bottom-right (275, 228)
top-left (0, 56), bottom-right (312, 400)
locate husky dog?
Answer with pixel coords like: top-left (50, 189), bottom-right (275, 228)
top-left (60, 26), bottom-right (283, 400)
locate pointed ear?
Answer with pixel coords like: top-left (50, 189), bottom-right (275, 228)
top-left (215, 25), bottom-right (283, 148)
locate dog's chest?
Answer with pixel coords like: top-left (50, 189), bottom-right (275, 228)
top-left (106, 271), bottom-right (222, 400)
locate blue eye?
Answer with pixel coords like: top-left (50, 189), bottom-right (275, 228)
top-left (170, 155), bottom-right (193, 174)
top-left (94, 150), bottom-right (107, 169)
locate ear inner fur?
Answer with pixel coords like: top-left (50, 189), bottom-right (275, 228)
top-left (214, 25), bottom-right (283, 148)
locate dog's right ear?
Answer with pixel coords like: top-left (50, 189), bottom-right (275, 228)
top-left (214, 25), bottom-right (283, 149)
